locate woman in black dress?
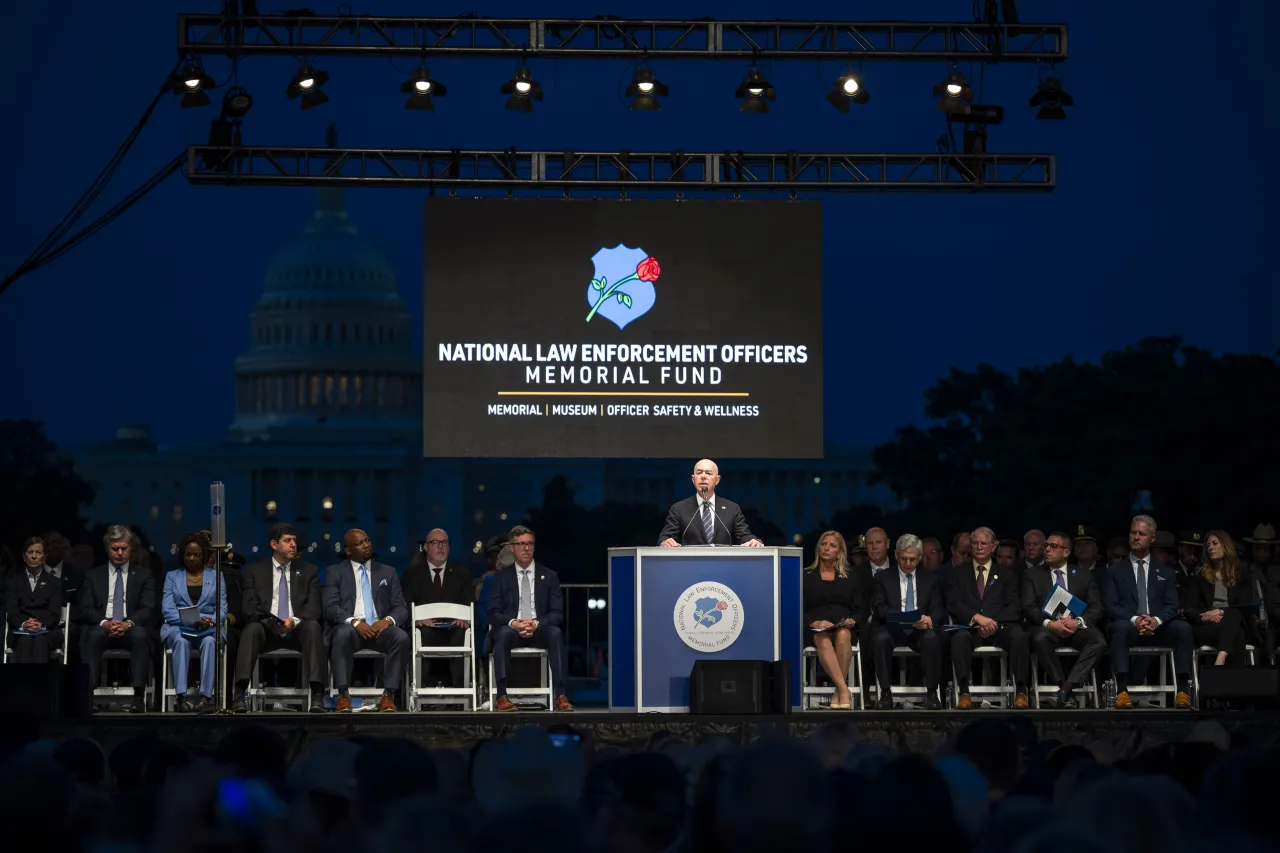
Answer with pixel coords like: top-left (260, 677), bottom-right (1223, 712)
top-left (1183, 530), bottom-right (1262, 667)
top-left (804, 530), bottom-right (861, 708)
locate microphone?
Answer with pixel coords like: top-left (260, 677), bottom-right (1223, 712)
top-left (210, 482), bottom-right (227, 548)
top-left (679, 505), bottom-right (700, 545)
top-left (713, 506), bottom-right (736, 545)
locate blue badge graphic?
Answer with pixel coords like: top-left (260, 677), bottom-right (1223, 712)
top-left (584, 245), bottom-right (660, 329)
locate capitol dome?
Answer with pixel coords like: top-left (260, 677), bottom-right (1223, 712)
top-left (230, 140), bottom-right (422, 444)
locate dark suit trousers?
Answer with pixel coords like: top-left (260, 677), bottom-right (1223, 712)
top-left (871, 626), bottom-right (941, 692)
top-left (1191, 608), bottom-right (1255, 666)
top-left (1029, 625), bottom-right (1106, 686)
top-left (82, 625), bottom-right (151, 689)
top-left (491, 624), bottom-right (566, 697)
top-left (329, 622), bottom-right (408, 690)
top-left (236, 618), bottom-right (326, 688)
top-left (1106, 618), bottom-right (1193, 679)
top-left (9, 630), bottom-right (61, 664)
top-left (417, 625), bottom-right (467, 686)
top-left (951, 624), bottom-right (1030, 689)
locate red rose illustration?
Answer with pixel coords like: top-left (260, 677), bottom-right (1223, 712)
top-left (636, 256), bottom-right (661, 282)
top-left (715, 600), bottom-right (729, 611)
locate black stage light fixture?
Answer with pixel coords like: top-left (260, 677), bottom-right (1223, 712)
top-left (172, 60), bottom-right (215, 109)
top-left (501, 66), bottom-right (543, 113)
top-left (933, 68), bottom-right (973, 115)
top-left (221, 86), bottom-right (253, 119)
top-left (402, 67), bottom-right (446, 111)
top-left (826, 70), bottom-right (869, 113)
top-left (735, 69), bottom-right (775, 114)
top-left (626, 66), bottom-right (668, 110)
top-left (286, 63), bottom-right (330, 110)
top-left (1030, 77), bottom-right (1073, 119)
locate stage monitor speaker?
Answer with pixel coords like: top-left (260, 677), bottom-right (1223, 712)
top-left (0, 663), bottom-right (91, 720)
top-left (1198, 667), bottom-right (1280, 705)
top-left (689, 660), bottom-right (791, 715)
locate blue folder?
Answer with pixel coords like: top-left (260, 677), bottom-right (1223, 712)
top-left (1042, 587), bottom-right (1087, 620)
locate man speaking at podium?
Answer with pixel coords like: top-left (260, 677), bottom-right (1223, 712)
top-left (659, 459), bottom-right (764, 547)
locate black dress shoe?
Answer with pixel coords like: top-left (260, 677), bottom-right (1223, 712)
top-left (126, 696), bottom-right (147, 714)
top-left (875, 692), bottom-right (894, 710)
top-left (925, 693), bottom-right (943, 711)
top-left (1053, 689), bottom-right (1078, 708)
top-left (175, 697), bottom-right (194, 713)
top-left (309, 695), bottom-right (325, 714)
top-left (230, 696), bottom-right (249, 714)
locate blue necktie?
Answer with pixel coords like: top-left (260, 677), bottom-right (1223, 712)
top-left (111, 568), bottom-right (125, 621)
top-left (904, 573), bottom-right (915, 611)
top-left (701, 501), bottom-right (715, 543)
top-left (359, 565), bottom-right (376, 622)
top-left (277, 568), bottom-right (290, 620)
top-left (1054, 569), bottom-right (1066, 589)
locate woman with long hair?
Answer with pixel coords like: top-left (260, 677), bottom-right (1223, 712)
top-left (1183, 530), bottom-right (1261, 667)
top-left (804, 531), bottom-right (861, 709)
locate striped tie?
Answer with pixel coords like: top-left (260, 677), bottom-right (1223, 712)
top-left (702, 501), bottom-right (715, 544)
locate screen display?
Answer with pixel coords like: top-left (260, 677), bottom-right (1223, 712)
top-left (423, 199), bottom-right (823, 458)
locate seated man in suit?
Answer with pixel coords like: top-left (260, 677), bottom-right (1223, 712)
top-left (1100, 515), bottom-right (1193, 709)
top-left (6, 536), bottom-right (64, 664)
top-left (658, 459), bottom-right (763, 547)
top-left (1021, 531), bottom-right (1106, 708)
top-left (77, 525), bottom-right (155, 713)
top-left (869, 534), bottom-right (944, 709)
top-left (231, 522), bottom-right (325, 713)
top-left (943, 526), bottom-right (1031, 709)
top-left (324, 529), bottom-right (409, 713)
top-left (487, 525), bottom-right (573, 712)
top-left (402, 528), bottom-right (474, 689)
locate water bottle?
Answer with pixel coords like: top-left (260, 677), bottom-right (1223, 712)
top-left (945, 684), bottom-right (953, 709)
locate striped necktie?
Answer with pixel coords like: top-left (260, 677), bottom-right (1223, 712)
top-left (701, 501), bottom-right (715, 543)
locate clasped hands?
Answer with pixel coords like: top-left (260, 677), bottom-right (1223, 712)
top-left (1199, 609), bottom-right (1224, 625)
top-left (973, 614), bottom-right (999, 639)
top-left (21, 618), bottom-right (43, 632)
top-left (101, 619), bottom-right (132, 638)
top-left (509, 619), bottom-right (539, 638)
top-left (271, 616), bottom-right (297, 637)
top-left (355, 618), bottom-right (393, 640)
top-left (1135, 614), bottom-right (1159, 636)
top-left (1047, 617), bottom-right (1080, 638)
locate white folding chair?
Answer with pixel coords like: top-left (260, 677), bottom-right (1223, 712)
top-left (330, 648), bottom-right (397, 709)
top-left (2, 603), bottom-right (69, 665)
top-left (802, 644), bottom-right (863, 710)
top-left (488, 643), bottom-right (554, 710)
top-left (409, 603), bottom-right (477, 711)
top-left (953, 645), bottom-right (1014, 708)
top-left (1030, 648), bottom-right (1101, 708)
top-left (94, 649), bottom-right (156, 709)
top-left (865, 647), bottom-right (932, 707)
top-left (161, 637), bottom-right (229, 712)
top-left (247, 649), bottom-right (310, 712)
top-left (1125, 646), bottom-right (1178, 707)
top-left (1191, 644), bottom-right (1258, 707)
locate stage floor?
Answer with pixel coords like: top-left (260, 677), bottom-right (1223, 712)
top-left (41, 709), bottom-right (1275, 759)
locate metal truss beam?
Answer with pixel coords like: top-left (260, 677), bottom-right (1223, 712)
top-left (185, 146), bottom-right (1055, 193)
top-left (178, 15), bottom-right (1067, 63)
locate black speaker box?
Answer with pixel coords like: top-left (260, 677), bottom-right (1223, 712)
top-left (0, 663), bottom-right (92, 720)
top-left (689, 659), bottom-right (791, 715)
top-left (1198, 667), bottom-right (1280, 701)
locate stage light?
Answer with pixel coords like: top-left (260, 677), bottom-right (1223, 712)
top-left (933, 68), bottom-right (973, 115)
top-left (502, 66), bottom-right (543, 112)
top-left (1030, 77), bottom-right (1073, 120)
top-left (171, 60), bottom-right (214, 109)
top-left (402, 67), bottom-right (446, 111)
top-left (222, 86), bottom-right (253, 119)
top-left (826, 70), bottom-right (869, 113)
top-left (286, 63), bottom-right (330, 110)
top-left (626, 66), bottom-right (668, 110)
top-left (587, 599), bottom-right (599, 610)
top-left (735, 69), bottom-right (775, 114)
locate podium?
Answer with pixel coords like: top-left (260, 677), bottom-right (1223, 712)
top-left (608, 546), bottom-right (802, 713)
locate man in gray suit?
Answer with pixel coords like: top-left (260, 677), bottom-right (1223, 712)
top-left (324, 529), bottom-right (409, 712)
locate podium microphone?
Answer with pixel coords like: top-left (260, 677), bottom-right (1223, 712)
top-left (208, 482), bottom-right (230, 715)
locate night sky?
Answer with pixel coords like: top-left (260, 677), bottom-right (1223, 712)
top-left (3, 0), bottom-right (1277, 454)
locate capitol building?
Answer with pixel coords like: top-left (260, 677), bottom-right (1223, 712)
top-left (75, 174), bottom-right (894, 573)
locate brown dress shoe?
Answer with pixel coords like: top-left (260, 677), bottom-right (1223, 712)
top-left (1014, 693), bottom-right (1029, 710)
top-left (379, 690), bottom-right (399, 712)
top-left (554, 695), bottom-right (575, 712)
top-left (335, 693), bottom-right (352, 713)
top-left (1175, 691), bottom-right (1192, 709)
top-left (956, 693), bottom-right (973, 709)
top-left (1114, 690), bottom-right (1132, 709)
top-left (494, 695), bottom-right (518, 712)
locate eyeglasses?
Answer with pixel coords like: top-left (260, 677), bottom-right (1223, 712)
top-left (425, 540), bottom-right (449, 546)
top-left (1045, 543), bottom-right (1068, 550)
top-left (511, 541), bottom-right (535, 549)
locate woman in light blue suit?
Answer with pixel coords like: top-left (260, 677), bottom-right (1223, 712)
top-left (161, 533), bottom-right (228, 712)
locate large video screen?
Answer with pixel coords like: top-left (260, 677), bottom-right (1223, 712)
top-left (423, 199), bottom-right (823, 458)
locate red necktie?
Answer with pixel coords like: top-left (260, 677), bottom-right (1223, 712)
top-left (433, 568), bottom-right (443, 599)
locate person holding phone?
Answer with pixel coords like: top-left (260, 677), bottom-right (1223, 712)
top-left (161, 533), bottom-right (228, 712)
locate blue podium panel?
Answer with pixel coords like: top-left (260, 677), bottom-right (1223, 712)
top-left (609, 546), bottom-right (802, 713)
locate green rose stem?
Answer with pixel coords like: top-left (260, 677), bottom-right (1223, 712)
top-left (585, 271), bottom-right (640, 322)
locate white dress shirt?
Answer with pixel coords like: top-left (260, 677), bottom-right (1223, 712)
top-left (870, 560), bottom-right (891, 575)
top-left (104, 563), bottom-right (130, 624)
top-left (26, 569), bottom-right (41, 592)
top-left (270, 559), bottom-right (301, 623)
top-left (347, 560), bottom-right (395, 626)
top-left (46, 562), bottom-right (63, 580)
top-left (1129, 553), bottom-right (1160, 626)
top-left (509, 563), bottom-right (538, 626)
top-left (897, 568), bottom-right (916, 610)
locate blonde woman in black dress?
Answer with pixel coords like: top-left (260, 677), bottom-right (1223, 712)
top-left (804, 531), bottom-right (861, 709)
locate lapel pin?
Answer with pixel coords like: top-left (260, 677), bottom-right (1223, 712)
top-left (540, 575), bottom-right (545, 580)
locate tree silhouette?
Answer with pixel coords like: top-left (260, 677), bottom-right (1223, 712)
top-left (0, 419), bottom-right (96, 557)
top-left (870, 337), bottom-right (1280, 540)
